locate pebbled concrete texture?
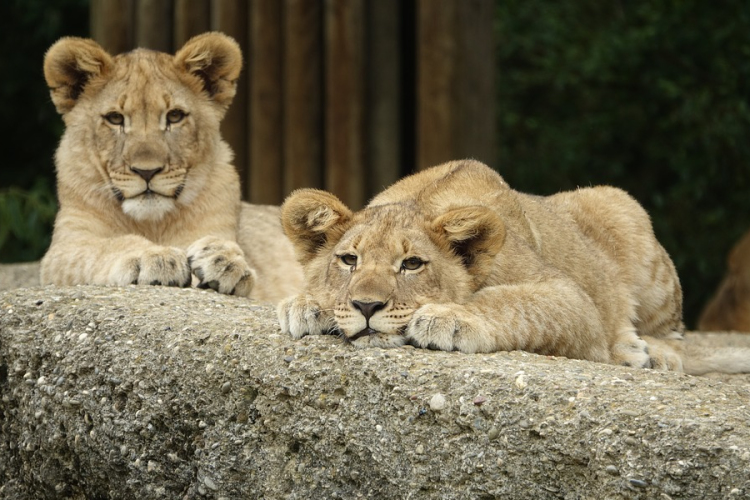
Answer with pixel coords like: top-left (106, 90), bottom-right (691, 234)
top-left (1, 273), bottom-right (750, 498)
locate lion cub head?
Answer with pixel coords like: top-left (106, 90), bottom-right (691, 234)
top-left (281, 189), bottom-right (505, 348)
top-left (44, 32), bottom-right (241, 221)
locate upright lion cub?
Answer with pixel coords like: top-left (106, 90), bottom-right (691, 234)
top-left (278, 159), bottom-right (750, 375)
top-left (41, 33), bottom-right (302, 302)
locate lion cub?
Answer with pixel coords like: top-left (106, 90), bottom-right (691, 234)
top-left (40, 33), bottom-right (301, 303)
top-left (278, 159), bottom-right (750, 374)
top-left (698, 228), bottom-right (750, 332)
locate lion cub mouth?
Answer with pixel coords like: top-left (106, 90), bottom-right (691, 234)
top-left (348, 327), bottom-right (380, 341)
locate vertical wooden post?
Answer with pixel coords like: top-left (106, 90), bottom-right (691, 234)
top-left (174, 0), bottom-right (210, 48)
top-left (91, 0), bottom-right (135, 54)
top-left (249, 0), bottom-right (284, 204)
top-left (283, 0), bottom-right (324, 194)
top-left (211, 0), bottom-right (249, 195)
top-left (416, 0), bottom-right (456, 171)
top-left (416, 0), bottom-right (495, 171)
top-left (366, 0), bottom-right (402, 195)
top-left (325, 0), bottom-right (365, 209)
top-left (455, 0), bottom-right (495, 166)
top-left (135, 0), bottom-right (173, 52)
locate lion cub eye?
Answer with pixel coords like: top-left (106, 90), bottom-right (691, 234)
top-left (339, 254), bottom-right (358, 267)
top-left (401, 257), bottom-right (425, 271)
top-left (104, 112), bottom-right (124, 126)
top-left (166, 109), bottom-right (187, 124)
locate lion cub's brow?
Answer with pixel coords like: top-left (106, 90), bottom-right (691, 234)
top-left (356, 203), bottom-right (427, 229)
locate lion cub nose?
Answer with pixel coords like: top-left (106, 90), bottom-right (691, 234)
top-left (131, 166), bottom-right (163, 182)
top-left (351, 300), bottom-right (386, 320)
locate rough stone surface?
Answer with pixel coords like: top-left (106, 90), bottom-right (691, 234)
top-left (0, 262), bottom-right (40, 291)
top-left (1, 280), bottom-right (750, 498)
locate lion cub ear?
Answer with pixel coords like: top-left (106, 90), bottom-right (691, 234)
top-left (44, 37), bottom-right (113, 115)
top-left (174, 32), bottom-right (242, 109)
top-left (431, 206), bottom-right (505, 279)
top-left (281, 189), bottom-right (353, 264)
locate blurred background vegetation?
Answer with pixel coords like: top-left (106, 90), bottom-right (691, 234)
top-left (2, 0), bottom-right (748, 327)
top-left (0, 0), bottom-right (88, 261)
top-left (494, 0), bottom-right (750, 327)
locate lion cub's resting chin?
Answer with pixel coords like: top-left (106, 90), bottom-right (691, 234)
top-left (278, 159), bottom-right (750, 375)
top-left (39, 33), bottom-right (302, 303)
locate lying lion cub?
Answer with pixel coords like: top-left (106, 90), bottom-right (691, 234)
top-left (40, 33), bottom-right (301, 303)
top-left (278, 159), bottom-right (750, 374)
top-left (698, 228), bottom-right (750, 332)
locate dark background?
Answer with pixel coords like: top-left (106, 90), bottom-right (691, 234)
top-left (2, 0), bottom-right (749, 328)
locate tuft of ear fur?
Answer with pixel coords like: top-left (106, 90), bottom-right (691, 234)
top-left (431, 206), bottom-right (505, 279)
top-left (174, 32), bottom-right (242, 109)
top-left (281, 189), bottom-right (353, 265)
top-left (43, 37), bottom-right (113, 114)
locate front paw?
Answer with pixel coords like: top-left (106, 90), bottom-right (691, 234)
top-left (407, 304), bottom-right (495, 353)
top-left (277, 295), bottom-right (333, 339)
top-left (187, 236), bottom-right (256, 296)
top-left (112, 247), bottom-right (191, 287)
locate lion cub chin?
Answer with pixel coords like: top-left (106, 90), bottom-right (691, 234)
top-left (39, 33), bottom-right (302, 303)
top-left (278, 159), bottom-right (750, 375)
top-left (121, 195), bottom-right (176, 222)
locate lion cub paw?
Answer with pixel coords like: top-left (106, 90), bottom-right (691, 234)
top-left (277, 295), bottom-right (333, 339)
top-left (187, 236), bottom-right (256, 296)
top-left (407, 304), bottom-right (496, 353)
top-left (611, 334), bottom-right (651, 369)
top-left (641, 337), bottom-right (684, 371)
top-left (112, 247), bottom-right (191, 287)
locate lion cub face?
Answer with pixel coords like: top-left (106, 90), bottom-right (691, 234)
top-left (281, 190), bottom-right (505, 348)
top-left (44, 34), bottom-right (241, 221)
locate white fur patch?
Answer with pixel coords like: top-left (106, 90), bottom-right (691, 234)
top-left (122, 195), bottom-right (176, 221)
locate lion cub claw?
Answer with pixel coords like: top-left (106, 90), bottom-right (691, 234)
top-left (187, 236), bottom-right (256, 297)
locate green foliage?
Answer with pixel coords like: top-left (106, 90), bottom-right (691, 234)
top-left (495, 0), bottom-right (750, 327)
top-left (0, 181), bottom-right (57, 262)
top-left (0, 0), bottom-right (88, 263)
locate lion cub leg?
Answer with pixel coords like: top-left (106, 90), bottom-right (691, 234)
top-left (186, 236), bottom-right (256, 297)
top-left (41, 234), bottom-right (192, 287)
top-left (407, 280), bottom-right (613, 363)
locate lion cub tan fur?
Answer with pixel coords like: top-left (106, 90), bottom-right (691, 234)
top-left (698, 228), bottom-right (750, 332)
top-left (40, 33), bottom-right (301, 303)
top-left (278, 159), bottom-right (750, 374)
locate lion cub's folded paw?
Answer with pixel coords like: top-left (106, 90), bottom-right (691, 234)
top-left (111, 247), bottom-right (191, 287)
top-left (187, 236), bottom-right (256, 296)
top-left (407, 304), bottom-right (496, 353)
top-left (640, 337), bottom-right (684, 371)
top-left (611, 335), bottom-right (651, 369)
top-left (277, 295), bottom-right (333, 339)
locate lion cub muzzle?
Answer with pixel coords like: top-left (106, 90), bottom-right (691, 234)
top-left (130, 166), bottom-right (163, 183)
top-left (348, 300), bottom-right (387, 340)
top-left (352, 299), bottom-right (386, 319)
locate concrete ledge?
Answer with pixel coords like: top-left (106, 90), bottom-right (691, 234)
top-left (1, 285), bottom-right (750, 499)
top-left (0, 262), bottom-right (40, 291)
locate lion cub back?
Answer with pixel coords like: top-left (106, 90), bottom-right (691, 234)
top-left (549, 186), bottom-right (684, 338)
